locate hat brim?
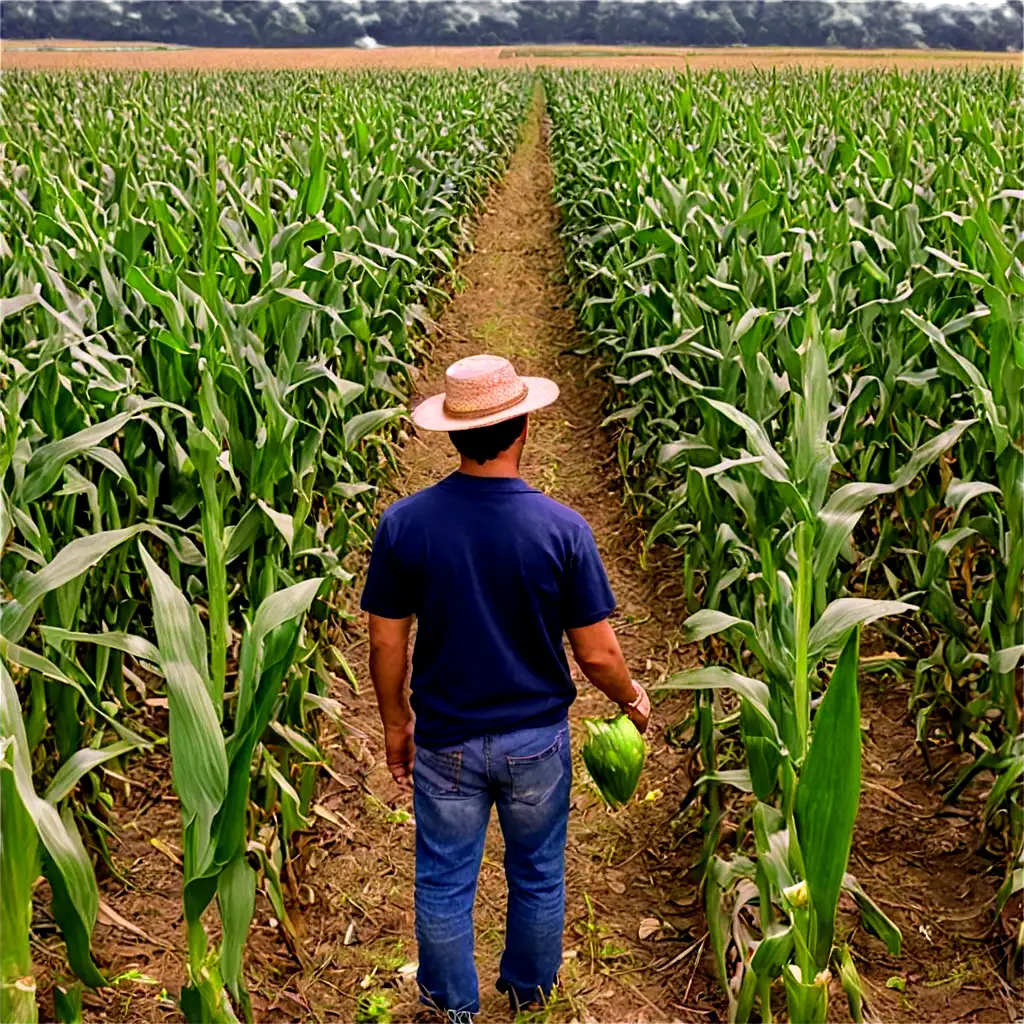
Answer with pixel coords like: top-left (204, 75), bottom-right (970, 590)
top-left (410, 376), bottom-right (560, 432)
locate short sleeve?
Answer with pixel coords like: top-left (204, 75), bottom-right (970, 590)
top-left (360, 515), bottom-right (415, 619)
top-left (562, 524), bottom-right (616, 630)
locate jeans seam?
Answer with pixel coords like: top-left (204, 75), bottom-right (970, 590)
top-left (451, 749), bottom-right (462, 793)
top-left (504, 729), bottom-right (563, 766)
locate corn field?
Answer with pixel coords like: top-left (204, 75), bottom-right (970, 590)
top-left (547, 67), bottom-right (1023, 1022)
top-left (0, 68), bottom-right (531, 1022)
top-left (1, 59), bottom-right (1021, 1024)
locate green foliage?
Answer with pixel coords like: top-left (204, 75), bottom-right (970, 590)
top-left (355, 991), bottom-right (392, 1024)
top-left (547, 65), bottom-right (1023, 1011)
top-left (0, 68), bottom-right (531, 1020)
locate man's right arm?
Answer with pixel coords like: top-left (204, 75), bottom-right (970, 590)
top-left (361, 512), bottom-right (418, 784)
top-left (567, 619), bottom-right (650, 733)
top-left (368, 613), bottom-right (415, 786)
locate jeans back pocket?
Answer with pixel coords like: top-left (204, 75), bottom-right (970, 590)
top-left (415, 746), bottom-right (463, 797)
top-left (506, 731), bottom-right (565, 806)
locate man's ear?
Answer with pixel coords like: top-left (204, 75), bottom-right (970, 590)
top-left (521, 415), bottom-right (530, 445)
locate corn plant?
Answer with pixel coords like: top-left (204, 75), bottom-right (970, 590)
top-left (650, 322), bottom-right (981, 1019)
top-left (137, 547), bottom-right (322, 1022)
top-left (546, 65), bottom-right (1023, 1006)
top-left (1, 659), bottom-right (107, 1024)
top-left (1, 68), bottom-right (532, 1020)
top-left (0, 621), bottom-right (155, 1022)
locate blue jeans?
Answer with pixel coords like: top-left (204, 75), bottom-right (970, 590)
top-left (413, 720), bottom-right (571, 1016)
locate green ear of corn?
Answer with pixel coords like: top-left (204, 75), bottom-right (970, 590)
top-left (582, 715), bottom-right (646, 809)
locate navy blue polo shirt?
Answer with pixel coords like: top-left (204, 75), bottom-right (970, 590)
top-left (360, 472), bottom-right (616, 748)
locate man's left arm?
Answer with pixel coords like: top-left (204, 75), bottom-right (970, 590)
top-left (368, 613), bottom-right (415, 786)
top-left (563, 522), bottom-right (651, 733)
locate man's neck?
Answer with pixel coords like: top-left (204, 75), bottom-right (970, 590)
top-left (458, 455), bottom-right (521, 479)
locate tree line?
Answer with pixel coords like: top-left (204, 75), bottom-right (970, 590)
top-left (3, 0), bottom-right (1021, 52)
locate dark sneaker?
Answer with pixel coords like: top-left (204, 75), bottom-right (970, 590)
top-left (495, 977), bottom-right (559, 1015)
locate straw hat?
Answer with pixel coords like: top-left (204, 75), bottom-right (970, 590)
top-left (411, 354), bottom-right (559, 432)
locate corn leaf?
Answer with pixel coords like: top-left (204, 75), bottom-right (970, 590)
top-left (0, 663), bottom-right (105, 988)
top-left (138, 544), bottom-right (227, 829)
top-left (795, 629), bottom-right (861, 968)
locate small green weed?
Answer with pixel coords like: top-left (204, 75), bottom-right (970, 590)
top-left (371, 941), bottom-right (407, 972)
top-left (355, 990), bottom-right (392, 1024)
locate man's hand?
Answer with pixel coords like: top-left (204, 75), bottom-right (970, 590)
top-left (385, 719), bottom-right (415, 787)
top-left (620, 681), bottom-right (651, 734)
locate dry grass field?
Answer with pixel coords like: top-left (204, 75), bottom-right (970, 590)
top-left (3, 40), bottom-right (1019, 71)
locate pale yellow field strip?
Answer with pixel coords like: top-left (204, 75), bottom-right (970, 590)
top-left (3, 41), bottom-right (1019, 72)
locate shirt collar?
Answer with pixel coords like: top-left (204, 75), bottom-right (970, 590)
top-left (441, 471), bottom-right (535, 493)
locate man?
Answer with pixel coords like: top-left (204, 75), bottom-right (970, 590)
top-left (361, 354), bottom-right (650, 1020)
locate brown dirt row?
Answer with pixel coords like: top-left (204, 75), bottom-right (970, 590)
top-left (3, 41), bottom-right (1018, 72)
top-left (41, 88), bottom-right (1018, 1024)
top-left (301, 93), bottom-right (719, 1024)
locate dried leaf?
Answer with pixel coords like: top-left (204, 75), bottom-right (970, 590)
top-left (97, 900), bottom-right (164, 947)
top-left (312, 802), bottom-right (345, 829)
top-left (149, 838), bottom-right (182, 866)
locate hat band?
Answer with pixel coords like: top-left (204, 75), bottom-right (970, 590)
top-left (443, 381), bottom-right (529, 420)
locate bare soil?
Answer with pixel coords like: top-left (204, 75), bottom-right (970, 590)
top-left (844, 678), bottom-right (1020, 1023)
top-left (297, 95), bottom-right (720, 1024)
top-left (35, 94), bottom-right (1019, 1024)
top-left (3, 41), bottom-right (1018, 72)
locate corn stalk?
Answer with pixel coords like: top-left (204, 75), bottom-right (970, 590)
top-left (546, 65), bottom-right (1023, 1011)
top-left (1, 68), bottom-right (533, 1018)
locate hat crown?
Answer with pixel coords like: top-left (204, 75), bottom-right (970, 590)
top-left (444, 355), bottom-right (527, 417)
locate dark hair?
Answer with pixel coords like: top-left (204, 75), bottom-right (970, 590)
top-left (449, 415), bottom-right (526, 465)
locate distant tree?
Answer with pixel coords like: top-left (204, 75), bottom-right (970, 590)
top-left (766, 1), bottom-right (834, 47)
top-left (483, 0), bottom-right (527, 43)
top-left (2, 0), bottom-right (48, 36)
top-left (821, 7), bottom-right (869, 50)
top-left (303, 0), bottom-right (364, 45)
top-left (864, 0), bottom-right (929, 48)
top-left (212, 2), bottom-right (257, 46)
top-left (263, 4), bottom-right (310, 45)
top-left (689, 2), bottom-right (746, 46)
top-left (438, 2), bottom-right (485, 47)
top-left (921, 0), bottom-right (1024, 50)
top-left (366, 2), bottom-right (411, 47)
top-left (131, 2), bottom-right (177, 44)
top-left (592, 3), bottom-right (632, 46)
top-left (0, 1), bottom-right (30, 37)
top-left (0, 0), bottom-right (1019, 51)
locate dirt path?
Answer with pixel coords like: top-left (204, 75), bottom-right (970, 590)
top-left (267, 95), bottom-right (1017, 1024)
top-left (284, 95), bottom-right (721, 1023)
top-left (61, 92), bottom-right (1017, 1024)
